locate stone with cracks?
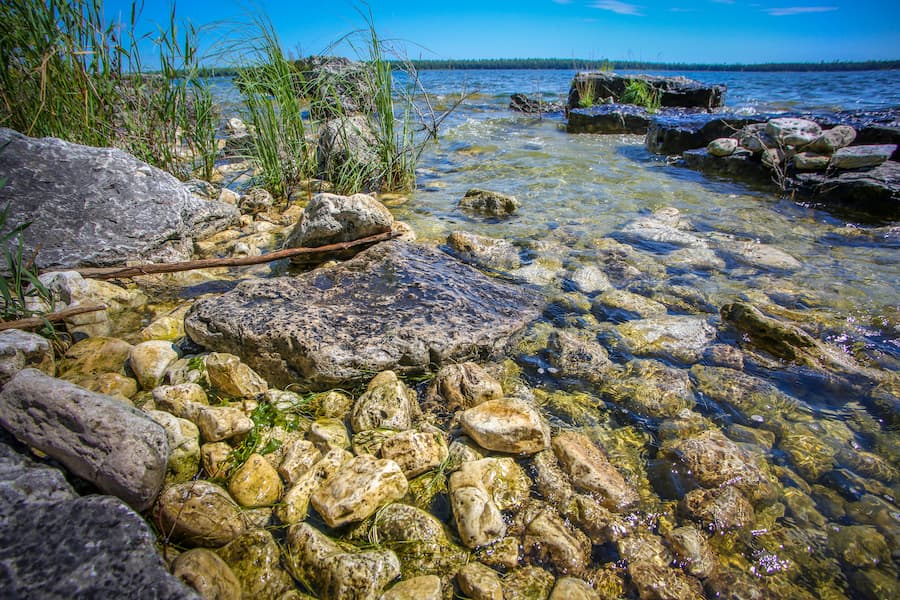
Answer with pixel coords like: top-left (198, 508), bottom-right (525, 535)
top-left (185, 241), bottom-right (542, 390)
top-left (0, 128), bottom-right (238, 270)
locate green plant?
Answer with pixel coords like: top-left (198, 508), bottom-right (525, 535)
top-left (575, 74), bottom-right (597, 108)
top-left (0, 0), bottom-right (218, 179)
top-left (620, 79), bottom-right (661, 112)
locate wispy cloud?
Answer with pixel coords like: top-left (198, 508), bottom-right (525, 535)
top-left (551, 0), bottom-right (572, 4)
top-left (670, 7), bottom-right (697, 12)
top-left (712, 1), bottom-right (735, 4)
top-left (591, 1), bottom-right (645, 16)
top-left (767, 6), bottom-right (838, 16)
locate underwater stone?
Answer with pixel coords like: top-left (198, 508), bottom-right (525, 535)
top-left (456, 562), bottom-right (503, 600)
top-left (185, 241), bottom-right (541, 390)
top-left (459, 188), bottom-right (520, 216)
top-left (552, 431), bottom-right (639, 512)
top-left (683, 486), bottom-right (754, 532)
top-left (427, 361), bottom-right (504, 413)
top-left (446, 230), bottom-right (522, 271)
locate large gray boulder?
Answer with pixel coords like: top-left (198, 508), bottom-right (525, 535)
top-left (0, 369), bottom-right (169, 510)
top-left (0, 435), bottom-right (197, 599)
top-left (567, 72), bottom-right (726, 110)
top-left (185, 241), bottom-right (542, 389)
top-left (0, 128), bottom-right (239, 270)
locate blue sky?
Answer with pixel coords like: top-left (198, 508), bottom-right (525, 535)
top-left (104, 1), bottom-right (899, 64)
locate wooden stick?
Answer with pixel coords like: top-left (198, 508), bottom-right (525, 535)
top-left (45, 231), bottom-right (399, 281)
top-left (0, 304), bottom-right (107, 332)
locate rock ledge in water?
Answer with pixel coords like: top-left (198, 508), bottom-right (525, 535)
top-left (185, 241), bottom-right (542, 389)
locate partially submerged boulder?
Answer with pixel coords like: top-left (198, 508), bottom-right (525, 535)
top-left (0, 127), bottom-right (238, 270)
top-left (567, 72), bottom-right (726, 111)
top-left (185, 241), bottom-right (542, 389)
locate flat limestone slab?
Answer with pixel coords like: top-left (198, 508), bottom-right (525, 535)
top-left (185, 241), bottom-right (543, 390)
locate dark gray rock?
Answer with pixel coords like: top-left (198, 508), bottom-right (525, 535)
top-left (646, 114), bottom-right (767, 155)
top-left (567, 104), bottom-right (652, 134)
top-left (0, 128), bottom-right (239, 270)
top-left (185, 241), bottom-right (542, 390)
top-left (792, 160), bottom-right (900, 219)
top-left (0, 437), bottom-right (197, 599)
top-left (567, 72), bottom-right (725, 110)
top-left (830, 144), bottom-right (897, 169)
top-left (509, 93), bottom-right (564, 114)
top-left (682, 147), bottom-right (771, 183)
top-left (0, 369), bottom-right (169, 511)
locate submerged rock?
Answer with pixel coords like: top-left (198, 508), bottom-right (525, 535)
top-left (566, 104), bottom-right (653, 135)
top-left (172, 549), bottom-right (241, 600)
top-left (185, 241), bottom-right (542, 389)
top-left (215, 529), bottom-right (295, 600)
top-left (446, 230), bottom-right (522, 271)
top-left (459, 398), bottom-right (550, 455)
top-left (0, 127), bottom-right (237, 269)
top-left (608, 315), bottom-right (717, 364)
top-left (459, 188), bottom-right (520, 216)
top-left (552, 431), bottom-right (639, 512)
top-left (426, 362), bottom-right (504, 413)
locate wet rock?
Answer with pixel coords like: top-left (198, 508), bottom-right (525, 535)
top-left (567, 104), bottom-right (653, 134)
top-left (56, 336), bottom-right (133, 378)
top-left (316, 115), bottom-right (381, 191)
top-left (185, 241), bottom-right (541, 390)
top-left (275, 448), bottom-right (351, 525)
top-left (277, 439), bottom-right (322, 485)
top-left (351, 428), bottom-right (395, 456)
top-left (503, 565), bottom-right (556, 600)
top-left (381, 575), bottom-right (442, 600)
top-left (682, 147), bottom-right (769, 182)
top-left (725, 423), bottom-right (775, 449)
top-left (380, 428), bottom-right (449, 478)
top-left (350, 371), bottom-right (421, 433)
top-left (547, 330), bottom-right (613, 384)
top-left (827, 525), bottom-right (890, 568)
top-left (568, 72), bottom-right (725, 110)
top-left (286, 522), bottom-right (400, 600)
top-left (477, 536), bottom-right (521, 570)
top-left (793, 151), bottom-right (831, 171)
top-left (172, 548), bottom-right (241, 600)
top-left (830, 144), bottom-right (897, 169)
top-left (618, 209), bottom-right (706, 250)
top-left (449, 457), bottom-right (530, 548)
top-left (147, 410), bottom-right (201, 485)
top-left (456, 562), bottom-right (503, 600)
top-left (683, 486), bottom-right (754, 532)
top-left (569, 265), bottom-right (613, 294)
top-left (196, 405), bottom-right (254, 443)
top-left (689, 364), bottom-right (806, 423)
top-left (807, 125), bottom-right (857, 154)
top-left (459, 188), bottom-right (519, 216)
top-left (155, 481), bottom-right (247, 547)
top-left (201, 441), bottom-right (232, 479)
top-left (792, 160), bottom-right (900, 218)
top-left (532, 449), bottom-right (577, 512)
top-left (602, 359), bottom-right (695, 418)
top-left (284, 192), bottom-right (393, 250)
top-left (609, 315), bottom-right (716, 364)
top-left (459, 398), bottom-right (550, 454)
top-left (549, 577), bottom-right (599, 600)
top-left (0, 440), bottom-right (198, 599)
top-left (0, 329), bottom-right (55, 385)
top-left (523, 505), bottom-right (592, 574)
top-left (628, 563), bottom-right (704, 600)
top-left (848, 568), bottom-right (900, 600)
top-left (446, 231), bottom-right (522, 271)
top-left (765, 118), bottom-right (822, 147)
top-left (593, 289), bottom-right (667, 320)
top-left (510, 93), bottom-right (564, 114)
top-left (74, 371), bottom-right (138, 401)
top-left (708, 234), bottom-right (801, 271)
top-left (426, 362), bottom-right (503, 412)
top-left (227, 453), bottom-right (283, 508)
top-left (215, 529), bottom-right (295, 600)
top-left (206, 352), bottom-right (268, 399)
top-left (238, 187), bottom-right (274, 215)
top-left (782, 487), bottom-right (827, 527)
top-left (666, 525), bottom-right (716, 579)
top-left (130, 340), bottom-right (179, 390)
top-left (0, 369), bottom-right (168, 510)
top-left (310, 418), bottom-right (351, 452)
top-left (646, 114), bottom-right (763, 155)
top-left (0, 127), bottom-right (238, 270)
top-left (311, 454), bottom-right (408, 527)
top-left (552, 431), bottom-right (639, 512)
top-left (708, 137), bottom-right (738, 157)
top-left (152, 383), bottom-right (209, 421)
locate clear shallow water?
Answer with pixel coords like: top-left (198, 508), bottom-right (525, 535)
top-left (387, 69), bottom-right (900, 597)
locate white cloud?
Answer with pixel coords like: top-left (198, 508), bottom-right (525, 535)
top-left (767, 6), bottom-right (838, 16)
top-left (670, 7), bottom-right (697, 12)
top-left (552, 0), bottom-right (573, 4)
top-left (591, 1), bottom-right (645, 16)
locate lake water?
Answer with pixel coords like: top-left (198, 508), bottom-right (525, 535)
top-left (217, 69), bottom-right (900, 597)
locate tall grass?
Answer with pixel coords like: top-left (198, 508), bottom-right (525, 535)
top-left (0, 0), bottom-right (217, 179)
top-left (621, 79), bottom-right (661, 112)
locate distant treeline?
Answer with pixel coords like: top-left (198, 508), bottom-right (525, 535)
top-left (404, 58), bottom-right (900, 72)
top-left (193, 58), bottom-right (899, 79)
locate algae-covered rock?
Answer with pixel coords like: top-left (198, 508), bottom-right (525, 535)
top-left (380, 428), bottom-right (449, 478)
top-left (275, 447), bottom-right (352, 526)
top-left (459, 398), bottom-right (550, 455)
top-left (147, 410), bottom-right (201, 485)
top-left (546, 330), bottom-right (612, 384)
top-left (457, 561), bottom-right (503, 600)
top-left (666, 525), bottom-right (716, 579)
top-left (552, 431), bottom-right (639, 512)
top-left (592, 289), bottom-right (667, 320)
top-left (827, 525), bottom-right (890, 569)
top-left (129, 340), bottom-right (179, 390)
top-left (350, 371), bottom-right (420, 433)
top-left (228, 453), bottom-right (283, 508)
top-left (602, 359), bottom-right (695, 418)
top-left (449, 457), bottom-right (531, 548)
top-left (172, 548), bottom-right (241, 600)
top-left (609, 315), bottom-right (716, 364)
top-left (683, 486), bottom-right (754, 532)
top-left (381, 575), bottom-right (442, 600)
top-left (311, 455), bottom-right (409, 527)
top-left (155, 481), bottom-right (247, 547)
top-left (216, 529), bottom-right (295, 600)
top-left (185, 241), bottom-right (542, 390)
top-left (446, 230), bottom-right (522, 271)
top-left (502, 565), bottom-right (556, 600)
top-left (522, 506), bottom-right (592, 574)
top-left (459, 188), bottom-right (519, 216)
top-left (152, 383), bottom-right (209, 421)
top-left (309, 418), bottom-right (351, 452)
top-left (56, 336), bottom-right (133, 378)
top-left (549, 577), bottom-right (599, 600)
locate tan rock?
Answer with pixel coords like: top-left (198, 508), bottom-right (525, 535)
top-left (228, 453), bottom-right (283, 507)
top-left (147, 410), bottom-right (201, 485)
top-left (216, 530), bottom-right (295, 600)
top-left (456, 562), bottom-right (503, 600)
top-left (172, 548), bottom-right (241, 600)
top-left (550, 577), bottom-right (600, 600)
top-left (196, 405), bottom-right (254, 442)
top-left (381, 575), bottom-right (442, 600)
top-left (277, 439), bottom-right (322, 485)
top-left (523, 507), bottom-right (592, 574)
top-left (201, 441), bottom-right (233, 479)
top-left (552, 431), bottom-right (639, 512)
top-left (57, 336), bottom-right (133, 378)
top-left (155, 481), bottom-right (246, 547)
top-left (428, 362), bottom-right (503, 412)
top-left (350, 370), bottom-right (420, 433)
top-left (206, 352), bottom-right (268, 398)
top-left (152, 382), bottom-right (209, 421)
top-left (129, 340), bottom-right (179, 390)
top-left (459, 398), bottom-right (550, 454)
top-left (308, 418), bottom-right (351, 451)
top-left (311, 455), bottom-right (409, 528)
top-left (379, 428), bottom-right (449, 478)
top-left (275, 448), bottom-right (352, 525)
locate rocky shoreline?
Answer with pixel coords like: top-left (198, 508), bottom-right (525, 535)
top-left (0, 76), bottom-right (898, 600)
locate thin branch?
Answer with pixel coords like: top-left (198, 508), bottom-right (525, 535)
top-left (43, 231), bottom-right (399, 281)
top-left (0, 304), bottom-right (107, 332)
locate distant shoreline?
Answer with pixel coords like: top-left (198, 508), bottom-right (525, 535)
top-left (403, 58), bottom-right (900, 72)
